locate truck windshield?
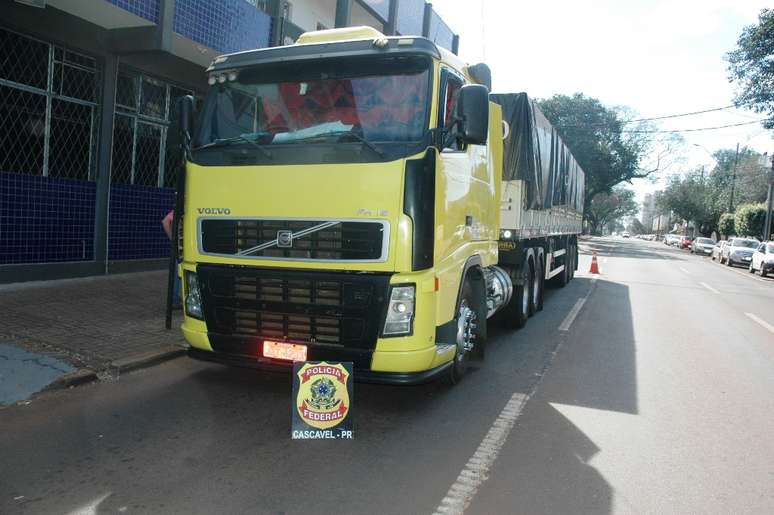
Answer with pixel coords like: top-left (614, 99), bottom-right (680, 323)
top-left (193, 55), bottom-right (431, 165)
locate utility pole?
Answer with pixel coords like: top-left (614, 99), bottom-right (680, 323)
top-left (729, 142), bottom-right (739, 212)
top-left (764, 153), bottom-right (774, 241)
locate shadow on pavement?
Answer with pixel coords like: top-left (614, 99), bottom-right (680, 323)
top-left (470, 278), bottom-right (637, 515)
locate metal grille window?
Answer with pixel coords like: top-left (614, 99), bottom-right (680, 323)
top-left (110, 69), bottom-right (192, 188)
top-left (0, 27), bottom-right (100, 180)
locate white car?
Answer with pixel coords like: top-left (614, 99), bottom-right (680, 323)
top-left (622, 231), bottom-right (630, 238)
top-left (749, 242), bottom-right (774, 277)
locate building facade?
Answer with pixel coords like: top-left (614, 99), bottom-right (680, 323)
top-left (0, 0), bottom-right (458, 283)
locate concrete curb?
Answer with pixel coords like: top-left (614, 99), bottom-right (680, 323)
top-left (43, 347), bottom-right (186, 393)
top-left (111, 347), bottom-right (186, 374)
top-left (44, 368), bottom-right (99, 391)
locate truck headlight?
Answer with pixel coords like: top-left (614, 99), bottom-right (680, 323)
top-left (185, 271), bottom-right (203, 320)
top-left (382, 285), bottom-right (415, 336)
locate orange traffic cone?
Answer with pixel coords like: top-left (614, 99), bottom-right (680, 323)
top-left (589, 252), bottom-right (600, 274)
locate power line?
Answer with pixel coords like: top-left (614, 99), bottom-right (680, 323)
top-left (619, 119), bottom-right (767, 134)
top-left (622, 104), bottom-right (738, 124)
top-left (558, 104), bottom-right (742, 129)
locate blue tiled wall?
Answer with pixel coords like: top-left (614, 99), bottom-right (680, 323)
top-left (0, 172), bottom-right (96, 264)
top-left (108, 184), bottom-right (176, 260)
top-left (428, 9), bottom-right (454, 51)
top-left (174, 0), bottom-right (272, 54)
top-left (361, 0), bottom-right (389, 22)
top-left (106, 0), bottom-right (160, 23)
top-left (396, 0), bottom-right (424, 36)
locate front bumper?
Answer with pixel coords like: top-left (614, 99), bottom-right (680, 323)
top-left (729, 254), bottom-right (753, 264)
top-left (188, 347), bottom-right (452, 385)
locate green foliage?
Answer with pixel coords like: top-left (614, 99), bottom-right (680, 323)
top-left (727, 9), bottom-right (774, 128)
top-left (585, 186), bottom-right (638, 235)
top-left (657, 171), bottom-right (713, 233)
top-left (718, 213), bottom-right (736, 236)
top-left (734, 203), bottom-right (767, 238)
top-left (537, 94), bottom-right (673, 211)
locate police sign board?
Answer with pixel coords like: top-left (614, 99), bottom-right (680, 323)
top-left (292, 361), bottom-right (353, 440)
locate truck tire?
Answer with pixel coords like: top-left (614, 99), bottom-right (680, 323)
top-left (495, 259), bottom-right (530, 329)
top-left (447, 276), bottom-right (485, 384)
top-left (555, 249), bottom-right (569, 288)
top-left (532, 255), bottom-right (544, 313)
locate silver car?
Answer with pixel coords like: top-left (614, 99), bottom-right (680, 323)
top-left (720, 237), bottom-right (760, 267)
top-left (691, 237), bottom-right (716, 255)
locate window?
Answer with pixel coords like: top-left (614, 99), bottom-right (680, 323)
top-left (111, 68), bottom-right (193, 187)
top-left (438, 71), bottom-right (464, 151)
top-left (0, 27), bottom-right (99, 180)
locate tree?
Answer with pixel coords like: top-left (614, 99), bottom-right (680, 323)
top-left (718, 213), bottom-right (736, 237)
top-left (538, 94), bottom-right (678, 213)
top-left (656, 171), bottom-right (714, 235)
top-left (585, 186), bottom-right (638, 235)
top-left (735, 203), bottom-right (767, 238)
top-left (727, 9), bottom-right (774, 128)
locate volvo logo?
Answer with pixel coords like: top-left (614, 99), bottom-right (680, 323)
top-left (277, 230), bottom-right (293, 248)
top-left (197, 207), bottom-right (231, 215)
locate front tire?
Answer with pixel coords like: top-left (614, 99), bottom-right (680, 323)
top-left (447, 279), bottom-right (483, 385)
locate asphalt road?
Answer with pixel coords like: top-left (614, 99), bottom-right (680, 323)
top-left (2, 237), bottom-right (773, 515)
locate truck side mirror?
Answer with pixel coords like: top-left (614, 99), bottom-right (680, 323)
top-left (168, 95), bottom-right (196, 154)
top-left (457, 84), bottom-right (489, 145)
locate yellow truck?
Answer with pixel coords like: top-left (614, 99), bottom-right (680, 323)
top-left (170, 27), bottom-right (584, 384)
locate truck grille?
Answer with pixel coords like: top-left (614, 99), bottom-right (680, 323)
top-left (199, 219), bottom-right (387, 261)
top-left (197, 266), bottom-right (390, 357)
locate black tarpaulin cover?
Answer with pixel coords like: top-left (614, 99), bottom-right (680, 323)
top-left (490, 92), bottom-right (585, 213)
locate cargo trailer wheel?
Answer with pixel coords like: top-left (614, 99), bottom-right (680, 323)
top-left (556, 250), bottom-right (569, 288)
top-left (447, 279), bottom-right (482, 384)
top-left (531, 256), bottom-right (544, 313)
top-left (495, 260), bottom-right (530, 329)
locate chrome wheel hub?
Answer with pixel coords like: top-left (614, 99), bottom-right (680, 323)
top-left (456, 300), bottom-right (478, 358)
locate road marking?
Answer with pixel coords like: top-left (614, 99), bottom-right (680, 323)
top-left (679, 266), bottom-right (689, 274)
top-left (745, 313), bottom-right (774, 334)
top-left (433, 277), bottom-right (597, 515)
top-left (699, 282), bottom-right (719, 294)
top-left (559, 298), bottom-right (587, 332)
top-left (432, 391), bottom-right (530, 515)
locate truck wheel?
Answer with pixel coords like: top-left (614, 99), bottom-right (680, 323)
top-left (495, 260), bottom-right (530, 329)
top-left (447, 278), bottom-right (483, 384)
top-left (531, 256), bottom-right (543, 314)
top-left (556, 249), bottom-right (569, 288)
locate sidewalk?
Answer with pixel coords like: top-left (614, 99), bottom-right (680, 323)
top-left (0, 270), bottom-right (186, 403)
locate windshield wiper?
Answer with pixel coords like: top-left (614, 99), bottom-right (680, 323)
top-left (284, 131), bottom-right (385, 159)
top-left (194, 134), bottom-right (273, 160)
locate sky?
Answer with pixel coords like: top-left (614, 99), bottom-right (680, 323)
top-left (431, 0), bottom-right (772, 206)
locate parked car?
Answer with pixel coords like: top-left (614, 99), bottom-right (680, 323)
top-left (749, 241), bottom-right (774, 277)
top-left (711, 241), bottom-right (728, 261)
top-left (680, 236), bottom-right (694, 249)
top-left (720, 237), bottom-right (760, 267)
top-left (691, 237), bottom-right (716, 255)
top-left (664, 234), bottom-right (679, 246)
top-left (622, 231), bottom-right (630, 238)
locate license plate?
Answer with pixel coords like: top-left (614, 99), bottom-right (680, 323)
top-left (263, 341), bottom-right (307, 362)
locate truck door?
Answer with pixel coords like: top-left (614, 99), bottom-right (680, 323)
top-left (436, 68), bottom-right (493, 262)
